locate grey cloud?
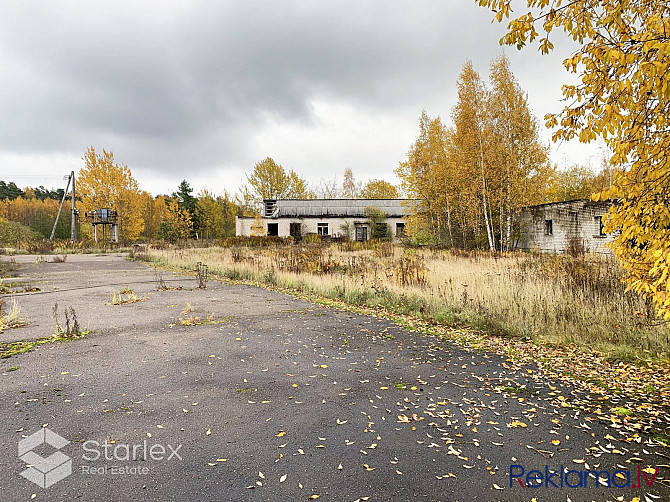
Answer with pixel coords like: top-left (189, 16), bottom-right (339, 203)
top-left (0, 1), bottom-right (517, 179)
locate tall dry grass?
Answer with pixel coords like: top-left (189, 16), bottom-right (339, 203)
top-left (137, 242), bottom-right (670, 360)
top-left (0, 298), bottom-right (23, 332)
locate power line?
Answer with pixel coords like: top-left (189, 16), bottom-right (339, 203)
top-left (0, 175), bottom-right (70, 180)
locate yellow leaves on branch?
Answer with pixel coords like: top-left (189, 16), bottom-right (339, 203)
top-left (245, 157), bottom-right (311, 208)
top-left (78, 147), bottom-right (145, 242)
top-left (164, 198), bottom-right (193, 240)
top-left (479, 0), bottom-right (670, 319)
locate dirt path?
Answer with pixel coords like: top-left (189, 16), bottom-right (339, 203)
top-left (0, 254), bottom-right (667, 501)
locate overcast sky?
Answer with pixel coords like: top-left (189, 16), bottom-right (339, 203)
top-left (0, 1), bottom-right (604, 197)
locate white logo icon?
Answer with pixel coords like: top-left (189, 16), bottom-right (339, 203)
top-left (18, 428), bottom-right (72, 488)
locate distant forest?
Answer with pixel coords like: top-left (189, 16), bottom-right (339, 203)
top-left (0, 181), bottom-right (64, 201)
top-left (0, 180), bottom-right (71, 240)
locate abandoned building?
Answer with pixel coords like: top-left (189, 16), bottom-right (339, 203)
top-left (515, 199), bottom-right (615, 254)
top-left (236, 199), bottom-right (410, 241)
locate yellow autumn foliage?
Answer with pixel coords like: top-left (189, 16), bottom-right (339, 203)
top-left (78, 147), bottom-right (145, 242)
top-left (479, 0), bottom-right (670, 318)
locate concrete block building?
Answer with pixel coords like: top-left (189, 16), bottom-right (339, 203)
top-left (515, 199), bottom-right (615, 254)
top-left (236, 199), bottom-right (410, 241)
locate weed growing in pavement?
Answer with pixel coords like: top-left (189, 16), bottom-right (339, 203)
top-left (154, 268), bottom-right (169, 290)
top-left (111, 287), bottom-right (143, 305)
top-left (172, 314), bottom-right (232, 327)
top-left (0, 298), bottom-right (25, 332)
top-left (196, 262), bottom-right (208, 289)
top-left (53, 302), bottom-right (83, 338)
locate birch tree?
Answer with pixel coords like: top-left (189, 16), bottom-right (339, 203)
top-left (396, 111), bottom-right (453, 243)
top-left (451, 62), bottom-right (495, 250)
top-left (487, 54), bottom-right (550, 250)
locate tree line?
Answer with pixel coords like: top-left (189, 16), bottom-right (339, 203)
top-left (2, 130), bottom-right (608, 247)
top-left (0, 149), bottom-right (402, 243)
top-left (1, 150), bottom-right (406, 244)
top-left (0, 181), bottom-right (64, 201)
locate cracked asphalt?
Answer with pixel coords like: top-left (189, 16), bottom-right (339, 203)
top-left (0, 254), bottom-right (667, 502)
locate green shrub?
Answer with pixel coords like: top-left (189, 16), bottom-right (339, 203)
top-left (301, 233), bottom-right (322, 245)
top-left (0, 218), bottom-right (41, 246)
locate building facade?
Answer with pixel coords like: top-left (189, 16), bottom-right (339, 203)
top-left (515, 199), bottom-right (615, 254)
top-left (236, 199), bottom-right (410, 241)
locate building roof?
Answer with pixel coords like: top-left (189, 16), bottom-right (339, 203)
top-left (264, 199), bottom-right (412, 218)
top-left (521, 198), bottom-right (613, 210)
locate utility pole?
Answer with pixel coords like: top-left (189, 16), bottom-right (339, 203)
top-left (49, 174), bottom-right (71, 242)
top-left (70, 170), bottom-right (77, 241)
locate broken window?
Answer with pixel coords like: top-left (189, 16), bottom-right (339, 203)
top-left (317, 223), bottom-right (329, 236)
top-left (396, 222), bottom-right (405, 236)
top-left (267, 223), bottom-right (278, 236)
top-left (355, 225), bottom-right (368, 242)
top-left (544, 219), bottom-right (553, 236)
top-left (595, 216), bottom-right (606, 236)
top-left (264, 200), bottom-right (277, 217)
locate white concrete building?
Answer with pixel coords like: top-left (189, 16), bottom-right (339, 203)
top-left (515, 199), bottom-right (615, 254)
top-left (236, 199), bottom-right (411, 241)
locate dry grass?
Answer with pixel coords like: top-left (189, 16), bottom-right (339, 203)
top-left (0, 298), bottom-right (25, 332)
top-left (138, 243), bottom-right (670, 361)
top-left (110, 287), bottom-right (143, 305)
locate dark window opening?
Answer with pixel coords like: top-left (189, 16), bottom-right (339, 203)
top-left (544, 219), bottom-right (553, 236)
top-left (267, 223), bottom-right (278, 236)
top-left (355, 226), bottom-right (368, 242)
top-left (396, 222), bottom-right (405, 236)
top-left (595, 216), bottom-right (606, 236)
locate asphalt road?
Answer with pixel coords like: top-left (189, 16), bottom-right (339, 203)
top-left (0, 254), bottom-right (667, 502)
